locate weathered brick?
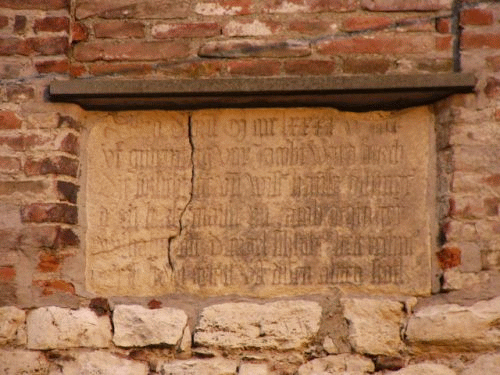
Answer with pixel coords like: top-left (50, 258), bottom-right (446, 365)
top-left (228, 59), bottom-right (281, 76)
top-left (0, 0), bottom-right (69, 10)
top-left (436, 17), bottom-right (451, 33)
top-left (0, 157), bottom-right (21, 172)
top-left (485, 77), bottom-right (500, 99)
top-left (288, 20), bottom-right (333, 35)
top-left (263, 0), bottom-right (358, 13)
top-left (55, 227), bottom-right (79, 248)
top-left (194, 0), bottom-right (254, 16)
top-left (343, 56), bottom-right (391, 73)
top-left (24, 156), bottom-right (79, 177)
top-left (461, 8), bottom-right (494, 26)
top-left (157, 60), bottom-right (222, 78)
top-left (26, 36), bottom-right (69, 55)
top-left (37, 253), bottom-right (60, 272)
top-left (13, 16), bottom-right (26, 33)
top-left (284, 59), bottom-right (336, 75)
top-left (0, 63), bottom-right (22, 79)
top-left (35, 59), bottom-right (69, 74)
top-left (361, 0), bottom-right (451, 11)
top-left (70, 64), bottom-right (87, 77)
top-left (20, 225), bottom-right (59, 249)
top-left (317, 34), bottom-right (432, 54)
top-left (21, 203), bottom-right (77, 224)
top-left (416, 58), bottom-right (453, 73)
top-left (437, 246), bottom-right (461, 269)
top-left (396, 17), bottom-right (433, 32)
top-left (0, 38), bottom-right (27, 56)
top-left (223, 19), bottom-right (279, 37)
top-left (59, 132), bottom-right (79, 155)
top-left (94, 21), bottom-right (145, 39)
top-left (0, 111), bottom-right (22, 129)
top-left (71, 22), bottom-right (89, 43)
top-left (89, 62), bottom-right (153, 76)
top-left (486, 55), bottom-right (500, 72)
top-left (436, 35), bottom-right (452, 51)
top-left (0, 266), bottom-right (15, 282)
top-left (0, 134), bottom-right (51, 151)
top-left (76, 0), bottom-right (190, 19)
top-left (6, 84), bottom-right (35, 102)
top-left (33, 280), bottom-right (75, 296)
top-left (463, 32), bottom-right (500, 49)
top-left (484, 197), bottom-right (500, 216)
top-left (0, 181), bottom-right (47, 196)
top-left (342, 16), bottom-right (392, 32)
top-left (56, 181), bottom-right (79, 203)
top-left (34, 17), bottom-right (70, 33)
top-left (0, 16), bottom-right (8, 30)
top-left (199, 39), bottom-right (310, 58)
top-left (0, 136), bottom-right (25, 151)
top-left (74, 40), bottom-right (190, 62)
top-left (153, 22), bottom-right (220, 39)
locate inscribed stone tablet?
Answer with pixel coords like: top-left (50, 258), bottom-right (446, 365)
top-left (85, 107), bottom-right (434, 296)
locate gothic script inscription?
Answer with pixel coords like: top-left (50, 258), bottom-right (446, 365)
top-left (86, 107), bottom-right (434, 296)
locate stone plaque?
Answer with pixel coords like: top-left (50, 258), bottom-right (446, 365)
top-left (85, 107), bottom-right (434, 296)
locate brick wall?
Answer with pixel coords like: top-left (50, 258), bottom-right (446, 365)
top-left (1, 0), bottom-right (500, 374)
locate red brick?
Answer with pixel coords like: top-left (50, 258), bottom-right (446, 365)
top-left (153, 22), bottom-right (220, 39)
top-left (21, 203), bottom-right (77, 224)
top-left (485, 76), bottom-right (500, 99)
top-left (56, 181), bottom-right (79, 203)
top-left (6, 85), bottom-right (35, 102)
top-left (59, 132), bottom-right (79, 155)
top-left (34, 17), bottom-right (70, 33)
top-left (437, 246), bottom-right (461, 269)
top-left (71, 22), bottom-right (89, 43)
top-left (436, 35), bottom-right (452, 51)
top-left (462, 32), bottom-right (500, 49)
top-left (487, 55), bottom-right (500, 72)
top-left (0, 266), bottom-right (15, 282)
top-left (361, 0), bottom-right (451, 11)
top-left (223, 19), bottom-right (280, 37)
top-left (264, 0), bottom-right (358, 13)
top-left (148, 299), bottom-right (162, 309)
top-left (0, 38), bottom-right (27, 56)
top-left (343, 56), bottom-right (391, 73)
top-left (13, 16), bottom-right (26, 33)
top-left (77, 0), bottom-right (189, 19)
top-left (24, 156), bottom-right (78, 177)
top-left (34, 279), bottom-right (75, 296)
top-left (74, 40), bottom-right (190, 62)
top-left (157, 60), bottom-right (223, 79)
top-left (485, 197), bottom-right (500, 216)
top-left (199, 39), bottom-right (311, 58)
top-left (228, 60), bottom-right (281, 76)
top-left (94, 21), bottom-right (145, 39)
top-left (69, 64), bottom-right (87, 77)
top-left (436, 17), bottom-right (451, 33)
top-left (89, 63), bottom-right (153, 76)
top-left (194, 0), bottom-right (254, 16)
top-left (0, 136), bottom-right (24, 151)
top-left (284, 59), bottom-right (336, 75)
top-left (35, 59), bottom-right (70, 74)
top-left (0, 111), bottom-right (22, 129)
top-left (317, 34), bottom-right (432, 54)
top-left (0, 16), bottom-right (8, 29)
top-left (461, 8), bottom-right (494, 26)
top-left (0, 157), bottom-right (21, 172)
top-left (26, 36), bottom-right (69, 55)
top-left (342, 16), bottom-right (391, 32)
top-left (396, 17), bottom-right (433, 32)
top-left (37, 253), bottom-right (60, 272)
top-left (89, 298), bottom-right (110, 316)
top-left (288, 20), bottom-right (332, 35)
top-left (0, 0), bottom-right (69, 10)
top-left (55, 227), bottom-right (79, 248)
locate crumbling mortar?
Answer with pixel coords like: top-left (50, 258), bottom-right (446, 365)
top-left (167, 115), bottom-right (195, 272)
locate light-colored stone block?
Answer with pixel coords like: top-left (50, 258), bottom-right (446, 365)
top-left (342, 298), bottom-right (404, 355)
top-left (297, 354), bottom-right (375, 375)
top-left (406, 296), bottom-right (500, 351)
top-left (388, 363), bottom-right (456, 375)
top-left (52, 351), bottom-right (148, 375)
top-left (0, 307), bottom-right (26, 345)
top-left (462, 353), bottom-right (500, 375)
top-left (238, 363), bottom-right (269, 375)
top-left (27, 306), bottom-right (112, 350)
top-left (0, 349), bottom-right (49, 375)
top-left (155, 358), bottom-right (238, 375)
top-left (113, 304), bottom-right (187, 347)
top-left (194, 300), bottom-right (322, 350)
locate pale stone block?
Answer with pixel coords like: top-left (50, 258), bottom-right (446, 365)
top-left (194, 300), bottom-right (322, 350)
top-left (406, 296), bottom-right (500, 351)
top-left (0, 307), bottom-right (26, 345)
top-left (27, 307), bottom-right (112, 350)
top-left (52, 351), bottom-right (148, 375)
top-left (238, 363), bottom-right (269, 375)
top-left (462, 353), bottom-right (500, 375)
top-left (342, 298), bottom-right (404, 355)
top-left (155, 358), bottom-right (238, 375)
top-left (179, 325), bottom-right (192, 352)
top-left (0, 349), bottom-right (49, 375)
top-left (113, 304), bottom-right (187, 347)
top-left (297, 354), bottom-right (375, 375)
top-left (322, 336), bottom-right (340, 354)
top-left (388, 363), bottom-right (456, 375)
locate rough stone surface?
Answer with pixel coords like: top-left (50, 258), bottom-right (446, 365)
top-left (462, 353), bottom-right (500, 375)
top-left (26, 306), bottom-right (112, 349)
top-left (239, 363), bottom-right (269, 375)
top-left (155, 358), bottom-right (238, 375)
top-left (0, 306), bottom-right (25, 345)
top-left (406, 296), bottom-right (500, 351)
top-left (342, 298), bottom-right (405, 355)
top-left (194, 300), bottom-right (322, 350)
top-left (52, 351), bottom-right (149, 375)
top-left (388, 363), bottom-right (456, 375)
top-left (113, 304), bottom-right (188, 347)
top-left (0, 349), bottom-right (49, 375)
top-left (297, 354), bottom-right (375, 375)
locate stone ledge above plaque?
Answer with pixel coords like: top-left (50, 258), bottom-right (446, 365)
top-left (84, 106), bottom-right (435, 297)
